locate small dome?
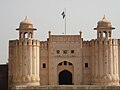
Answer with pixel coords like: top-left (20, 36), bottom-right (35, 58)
top-left (97, 15), bottom-right (112, 28)
top-left (16, 16), bottom-right (36, 30)
top-left (20, 16), bottom-right (33, 25)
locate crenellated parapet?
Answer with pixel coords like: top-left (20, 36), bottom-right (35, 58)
top-left (83, 39), bottom-right (118, 48)
top-left (83, 41), bottom-right (90, 47)
top-left (40, 41), bottom-right (48, 49)
top-left (117, 39), bottom-right (120, 46)
top-left (89, 39), bottom-right (118, 46)
top-left (9, 39), bottom-right (40, 46)
top-left (49, 35), bottom-right (82, 42)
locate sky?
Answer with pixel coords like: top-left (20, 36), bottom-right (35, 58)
top-left (0, 0), bottom-right (120, 63)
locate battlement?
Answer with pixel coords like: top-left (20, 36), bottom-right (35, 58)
top-left (9, 39), bottom-right (40, 47)
top-left (89, 39), bottom-right (118, 46)
top-left (83, 41), bottom-right (91, 47)
top-left (49, 35), bottom-right (81, 42)
top-left (117, 39), bottom-right (120, 46)
top-left (40, 41), bottom-right (48, 48)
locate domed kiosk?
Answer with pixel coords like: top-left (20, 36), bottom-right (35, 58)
top-left (91, 15), bottom-right (119, 85)
top-left (94, 15), bottom-right (115, 39)
top-left (16, 16), bottom-right (36, 39)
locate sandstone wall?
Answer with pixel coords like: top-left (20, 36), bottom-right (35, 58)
top-left (90, 39), bottom-right (119, 85)
top-left (9, 39), bottom-right (40, 88)
top-left (48, 35), bottom-right (82, 85)
top-left (40, 41), bottom-right (49, 85)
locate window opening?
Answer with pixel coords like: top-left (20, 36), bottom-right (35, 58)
top-left (58, 63), bottom-right (62, 65)
top-left (71, 50), bottom-right (74, 54)
top-left (24, 32), bottom-right (28, 38)
top-left (85, 63), bottom-right (88, 68)
top-left (64, 61), bottom-right (67, 65)
top-left (99, 32), bottom-right (101, 37)
top-left (63, 50), bottom-right (67, 54)
top-left (69, 63), bottom-right (72, 65)
top-left (43, 63), bottom-right (46, 68)
top-left (103, 31), bottom-right (107, 37)
top-left (56, 50), bottom-right (60, 54)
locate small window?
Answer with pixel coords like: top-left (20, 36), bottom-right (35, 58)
top-left (64, 61), bottom-right (67, 65)
top-left (71, 50), bottom-right (74, 54)
top-left (58, 63), bottom-right (62, 65)
top-left (56, 50), bottom-right (60, 54)
top-left (69, 62), bottom-right (72, 65)
top-left (85, 63), bottom-right (88, 68)
top-left (63, 50), bottom-right (67, 54)
top-left (43, 63), bottom-right (46, 68)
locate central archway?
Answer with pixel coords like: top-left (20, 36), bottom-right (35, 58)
top-left (59, 70), bottom-right (72, 85)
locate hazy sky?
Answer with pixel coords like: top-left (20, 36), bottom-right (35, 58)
top-left (0, 0), bottom-right (120, 63)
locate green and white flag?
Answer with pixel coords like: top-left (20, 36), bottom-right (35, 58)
top-left (61, 11), bottom-right (65, 19)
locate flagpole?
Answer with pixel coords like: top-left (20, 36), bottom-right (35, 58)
top-left (61, 8), bottom-right (67, 35)
top-left (65, 8), bottom-right (66, 35)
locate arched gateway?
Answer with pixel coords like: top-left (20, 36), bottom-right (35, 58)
top-left (59, 70), bottom-right (72, 85)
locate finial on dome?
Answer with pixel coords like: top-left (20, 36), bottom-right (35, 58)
top-left (24, 16), bottom-right (28, 20)
top-left (20, 16), bottom-right (33, 25)
top-left (103, 14), bottom-right (106, 19)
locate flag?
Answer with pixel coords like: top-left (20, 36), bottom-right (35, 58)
top-left (61, 11), bottom-right (65, 19)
